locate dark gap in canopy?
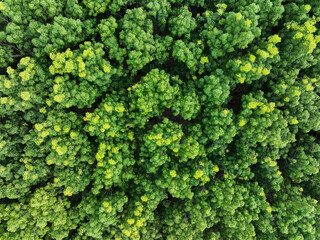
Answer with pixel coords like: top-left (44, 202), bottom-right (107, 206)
top-left (225, 82), bottom-right (248, 114)
top-left (309, 130), bottom-right (320, 142)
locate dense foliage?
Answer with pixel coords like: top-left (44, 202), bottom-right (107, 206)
top-left (1, 0), bottom-right (320, 239)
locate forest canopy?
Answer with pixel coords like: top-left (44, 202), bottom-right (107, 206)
top-left (0, 0), bottom-right (320, 239)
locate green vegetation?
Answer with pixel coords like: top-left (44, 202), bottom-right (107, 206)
top-left (0, 0), bottom-right (320, 239)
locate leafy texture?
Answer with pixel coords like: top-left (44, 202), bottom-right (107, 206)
top-left (0, 0), bottom-right (320, 239)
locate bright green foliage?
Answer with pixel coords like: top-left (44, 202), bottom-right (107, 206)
top-left (268, 73), bottom-right (320, 132)
top-left (77, 191), bottom-right (128, 239)
top-left (202, 107), bottom-right (236, 154)
top-left (145, 0), bottom-right (171, 31)
top-left (1, 0), bottom-right (320, 239)
top-left (197, 69), bottom-right (231, 104)
top-left (48, 42), bottom-right (114, 108)
top-left (0, 57), bottom-right (51, 117)
top-left (173, 40), bottom-right (198, 72)
top-left (83, 0), bottom-right (111, 16)
top-left (1, 0), bottom-right (65, 23)
top-left (284, 134), bottom-right (320, 183)
top-left (201, 6), bottom-right (261, 59)
top-left (98, 17), bottom-right (126, 64)
top-left (31, 17), bottom-right (95, 57)
top-left (83, 0), bottom-right (134, 15)
top-left (0, 118), bottom-right (51, 199)
top-left (84, 94), bottom-right (129, 141)
top-left (0, 184), bottom-right (80, 240)
top-left (83, 94), bottom-right (135, 194)
top-left (239, 92), bottom-right (296, 148)
top-left (280, 18), bottom-right (320, 69)
top-left (119, 8), bottom-right (155, 72)
top-left (271, 183), bottom-right (318, 239)
top-left (139, 118), bottom-right (184, 172)
top-left (225, 33), bottom-right (282, 85)
top-left (219, 0), bottom-right (284, 29)
top-left (128, 69), bottom-right (179, 126)
top-left (168, 7), bottom-right (196, 38)
top-left (171, 82), bottom-right (201, 120)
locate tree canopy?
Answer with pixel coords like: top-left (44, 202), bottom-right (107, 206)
top-left (1, 0), bottom-right (320, 239)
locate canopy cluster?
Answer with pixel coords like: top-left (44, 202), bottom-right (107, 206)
top-left (1, 0), bottom-right (320, 239)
